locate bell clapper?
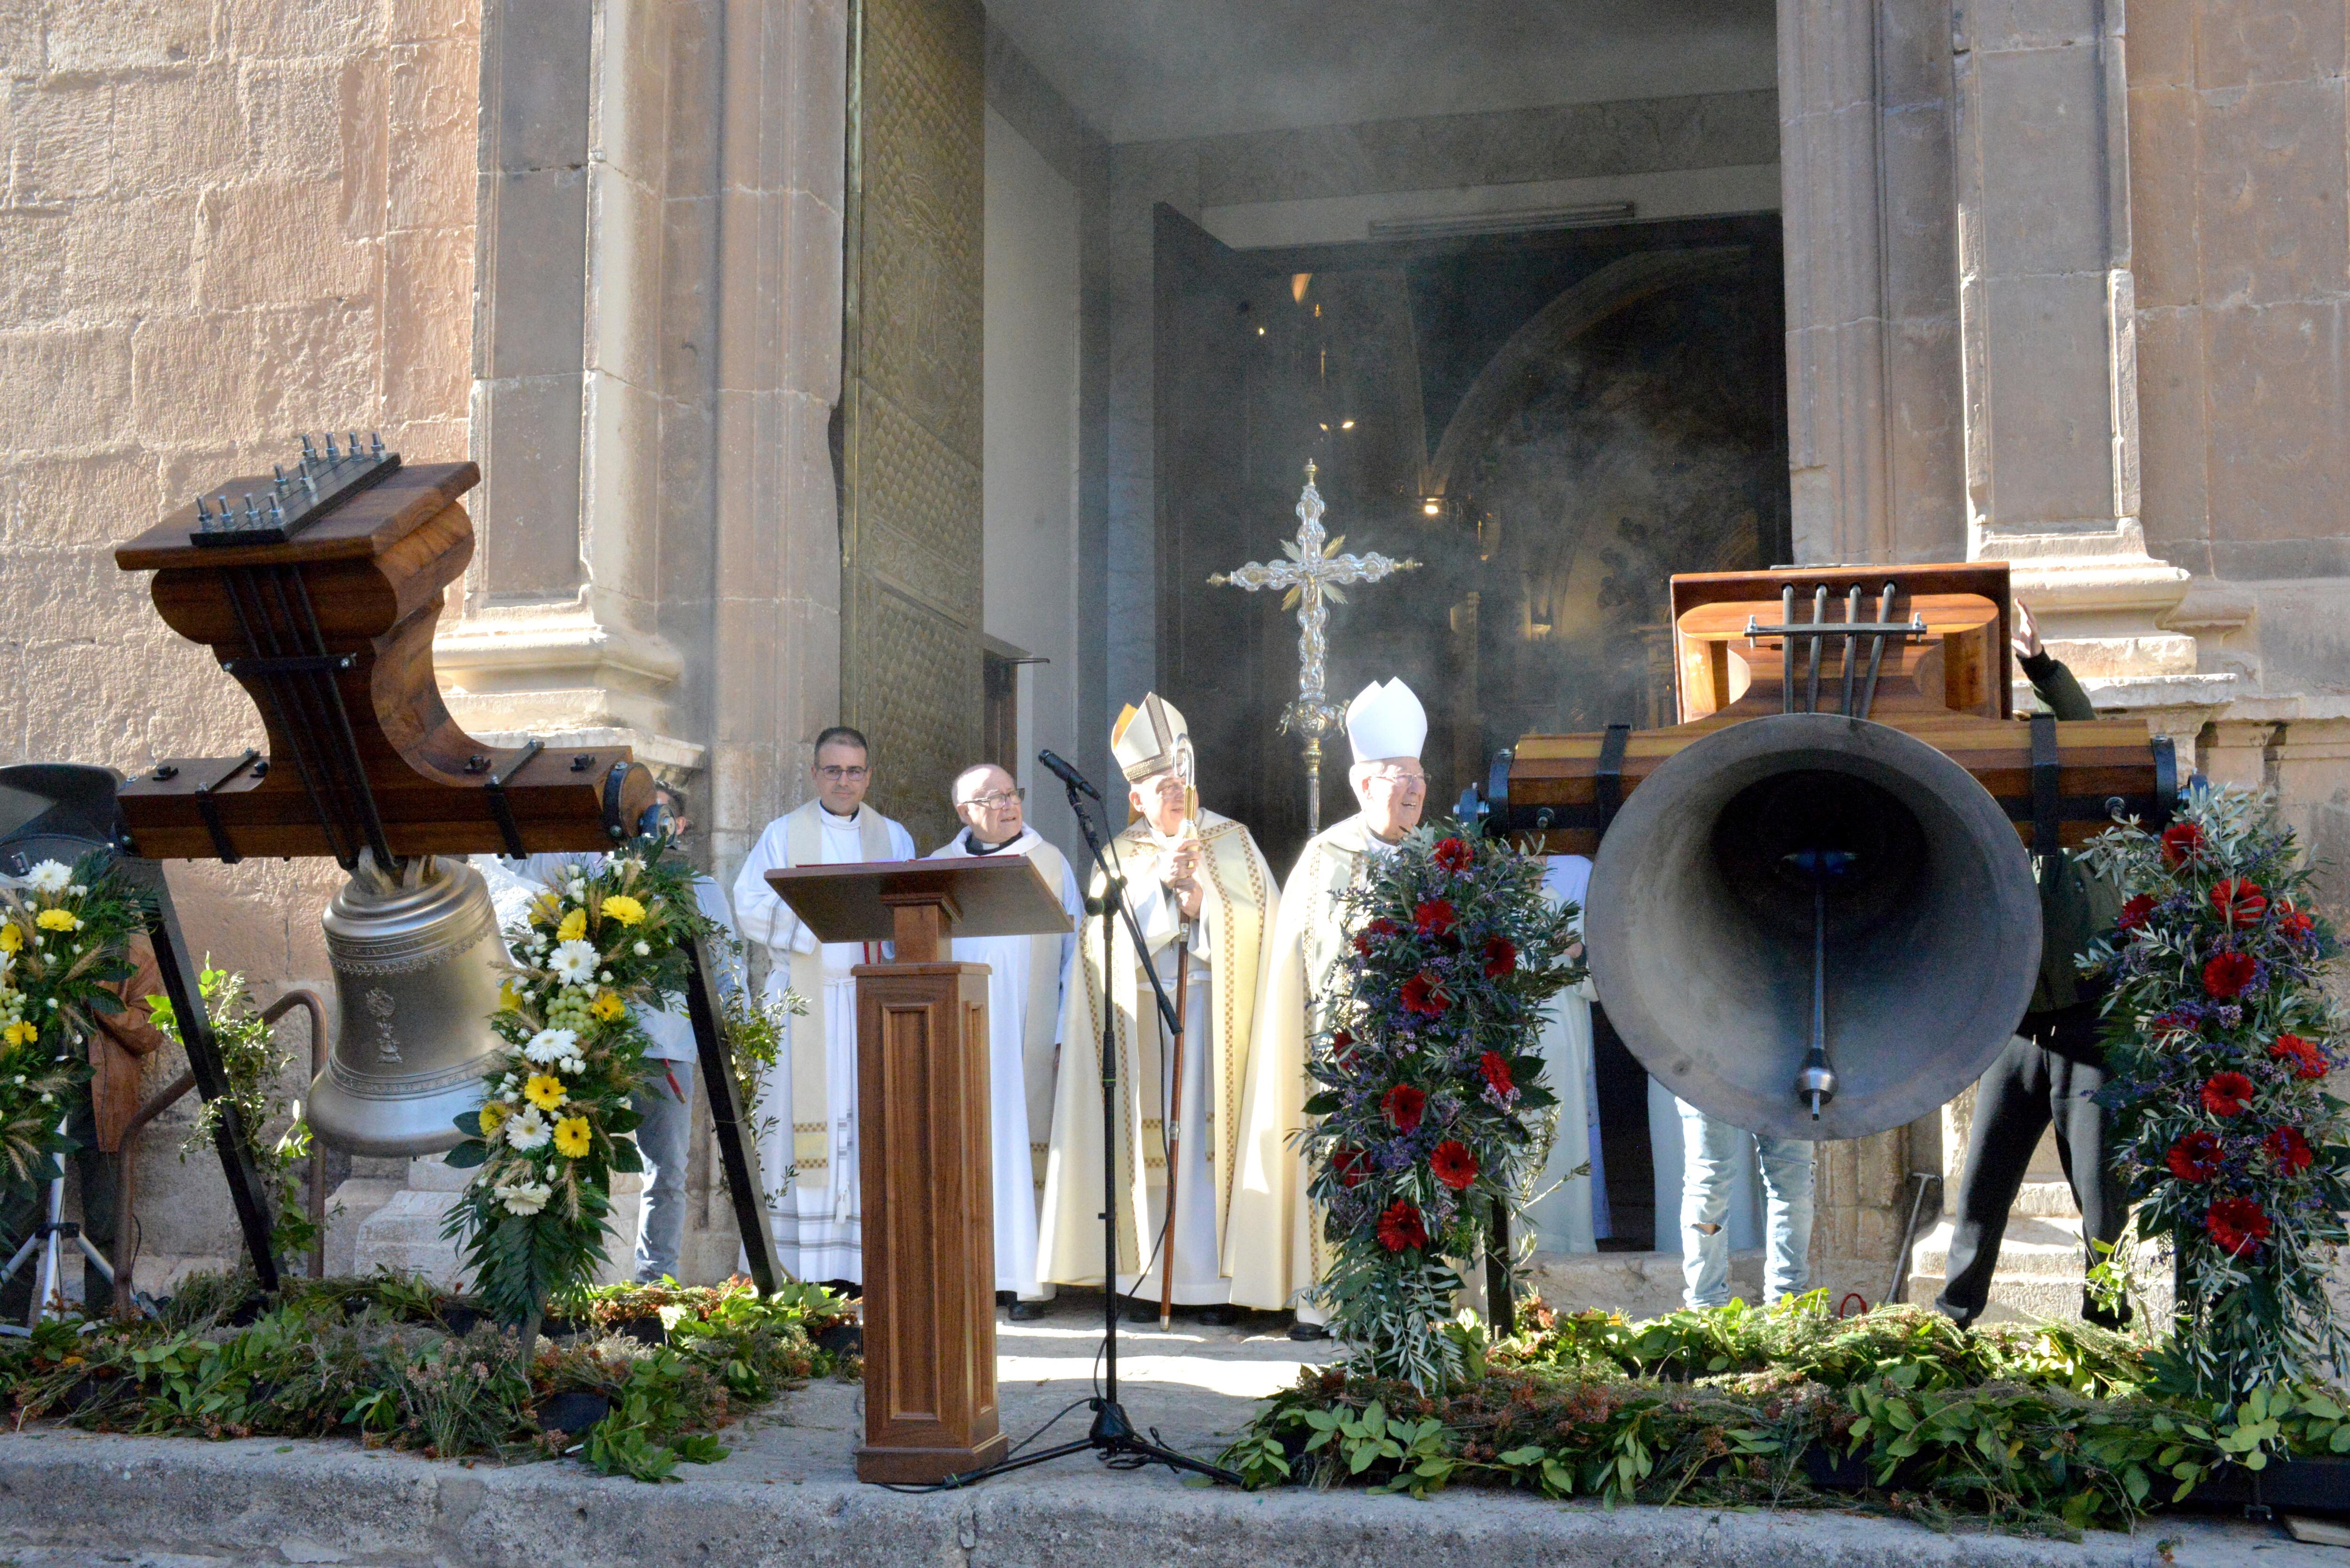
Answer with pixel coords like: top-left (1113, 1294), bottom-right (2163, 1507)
top-left (1783, 847), bottom-right (1859, 1119)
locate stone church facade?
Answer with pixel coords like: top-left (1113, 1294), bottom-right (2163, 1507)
top-left (0, 0), bottom-right (2343, 1308)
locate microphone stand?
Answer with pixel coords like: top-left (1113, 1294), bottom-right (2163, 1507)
top-left (935, 757), bottom-right (1241, 1488)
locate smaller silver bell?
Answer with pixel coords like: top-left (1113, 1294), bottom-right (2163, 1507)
top-left (308, 854), bottom-right (509, 1156)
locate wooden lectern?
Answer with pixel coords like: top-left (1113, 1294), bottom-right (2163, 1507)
top-left (763, 854), bottom-right (1074, 1484)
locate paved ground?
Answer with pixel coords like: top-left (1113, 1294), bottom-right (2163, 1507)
top-left (0, 1296), bottom-right (2339, 1567)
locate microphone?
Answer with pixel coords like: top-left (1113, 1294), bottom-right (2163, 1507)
top-left (1037, 749), bottom-right (1101, 802)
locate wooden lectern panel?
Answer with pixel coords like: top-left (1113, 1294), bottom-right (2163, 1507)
top-left (852, 960), bottom-right (1007, 1482)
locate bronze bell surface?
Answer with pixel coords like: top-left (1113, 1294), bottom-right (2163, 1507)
top-left (308, 853), bottom-right (510, 1156)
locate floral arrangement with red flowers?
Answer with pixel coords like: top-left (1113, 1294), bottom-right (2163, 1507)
top-left (2082, 785), bottom-right (2348, 1399)
top-left (1302, 821), bottom-right (1583, 1391)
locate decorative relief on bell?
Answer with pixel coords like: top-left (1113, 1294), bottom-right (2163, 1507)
top-left (363, 986), bottom-right (401, 1062)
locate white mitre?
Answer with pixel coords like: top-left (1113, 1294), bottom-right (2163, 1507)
top-left (1112, 691), bottom-right (1193, 783)
top-left (1345, 678), bottom-right (1426, 763)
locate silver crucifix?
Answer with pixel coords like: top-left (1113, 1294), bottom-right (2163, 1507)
top-left (1208, 461), bottom-right (1420, 835)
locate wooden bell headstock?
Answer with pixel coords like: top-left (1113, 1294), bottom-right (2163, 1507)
top-left (113, 446), bottom-right (655, 865)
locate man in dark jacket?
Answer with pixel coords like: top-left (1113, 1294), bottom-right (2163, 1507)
top-left (1935, 601), bottom-right (2130, 1328)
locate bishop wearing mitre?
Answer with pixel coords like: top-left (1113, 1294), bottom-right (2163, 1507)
top-left (731, 726), bottom-right (918, 1288)
top-left (928, 763), bottom-right (1082, 1318)
top-left (1036, 694), bottom-right (1279, 1321)
top-left (1228, 677), bottom-right (1431, 1339)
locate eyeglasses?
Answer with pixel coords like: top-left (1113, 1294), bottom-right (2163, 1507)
top-left (962, 788), bottom-right (1026, 810)
top-left (816, 764), bottom-right (870, 782)
top-left (1364, 768), bottom-right (1428, 788)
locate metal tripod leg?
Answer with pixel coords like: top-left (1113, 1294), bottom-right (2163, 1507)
top-left (682, 939), bottom-right (785, 1294)
top-left (0, 1160), bottom-right (117, 1332)
top-left (113, 857), bottom-right (280, 1292)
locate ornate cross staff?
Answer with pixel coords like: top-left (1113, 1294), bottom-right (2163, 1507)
top-left (1209, 462), bottom-right (1420, 835)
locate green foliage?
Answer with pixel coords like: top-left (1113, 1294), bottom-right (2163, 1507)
top-left (1222, 1294), bottom-right (2350, 1534)
top-left (154, 964), bottom-right (320, 1269)
top-left (0, 1271), bottom-right (856, 1480)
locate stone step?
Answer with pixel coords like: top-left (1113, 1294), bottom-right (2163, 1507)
top-left (1908, 1215), bottom-right (2092, 1281)
top-left (1526, 1248), bottom-right (1763, 1320)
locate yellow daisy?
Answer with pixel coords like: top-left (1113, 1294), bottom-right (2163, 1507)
top-left (2, 1021), bottom-right (35, 1047)
top-left (589, 989), bottom-right (626, 1022)
top-left (556, 908), bottom-right (588, 943)
top-left (478, 1100), bottom-right (512, 1138)
top-left (552, 1116), bottom-right (592, 1159)
top-left (601, 894), bottom-right (647, 927)
top-left (34, 908), bottom-right (76, 932)
top-left (522, 1074), bottom-right (568, 1112)
top-left (0, 924), bottom-right (21, 953)
top-left (498, 980), bottom-right (525, 1013)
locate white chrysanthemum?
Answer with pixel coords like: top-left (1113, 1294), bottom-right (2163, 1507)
top-left (23, 861), bottom-right (71, 894)
top-left (548, 940), bottom-right (599, 983)
top-left (504, 1105), bottom-right (552, 1151)
top-left (494, 1181), bottom-right (552, 1217)
top-left (523, 1027), bottom-right (579, 1065)
top-left (633, 941), bottom-right (651, 957)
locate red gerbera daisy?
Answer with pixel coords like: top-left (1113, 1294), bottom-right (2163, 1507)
top-left (2151, 1010), bottom-right (2200, 1043)
top-left (2166, 1130), bottom-right (2224, 1181)
top-left (2206, 1195), bottom-right (2272, 1257)
top-left (2203, 952), bottom-right (2258, 999)
top-left (1381, 1083), bottom-right (1427, 1133)
top-left (2266, 1125), bottom-right (2315, 1175)
top-left (2279, 900), bottom-right (2316, 940)
top-left (1376, 1200), bottom-right (1428, 1253)
top-left (2202, 1070), bottom-right (2255, 1117)
top-left (2161, 821), bottom-right (2206, 867)
top-left (1434, 837), bottom-right (1474, 873)
top-left (1400, 970), bottom-right (1451, 1017)
top-left (1333, 1145), bottom-right (1370, 1189)
top-left (2118, 894), bottom-right (2157, 931)
top-left (1478, 1050), bottom-right (1514, 1098)
top-left (1430, 1139), bottom-right (1480, 1191)
top-left (2210, 879), bottom-right (2269, 928)
top-left (1482, 936), bottom-right (1518, 979)
top-left (1329, 1028), bottom-right (1357, 1068)
top-left (1413, 898), bottom-right (1458, 938)
top-left (2271, 1033), bottom-right (2327, 1080)
top-left (1353, 916), bottom-right (1402, 957)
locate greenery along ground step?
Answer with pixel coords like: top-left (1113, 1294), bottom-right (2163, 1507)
top-left (1218, 1294), bottom-right (2350, 1536)
top-left (0, 1270), bottom-right (857, 1482)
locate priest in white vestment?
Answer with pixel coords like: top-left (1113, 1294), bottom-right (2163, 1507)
top-left (730, 726), bottom-right (917, 1286)
top-left (928, 763), bottom-right (1081, 1318)
top-left (1036, 694), bottom-right (1278, 1323)
top-left (1229, 678), bottom-right (1430, 1339)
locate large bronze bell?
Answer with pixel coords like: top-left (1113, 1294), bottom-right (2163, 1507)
top-left (1585, 713), bottom-right (2043, 1143)
top-left (307, 854), bottom-right (509, 1156)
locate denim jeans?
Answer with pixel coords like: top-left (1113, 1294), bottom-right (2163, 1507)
top-left (1676, 1098), bottom-right (1815, 1308)
top-left (632, 1058), bottom-right (695, 1282)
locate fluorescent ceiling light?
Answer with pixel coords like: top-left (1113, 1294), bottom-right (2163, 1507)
top-left (1367, 202), bottom-right (1637, 241)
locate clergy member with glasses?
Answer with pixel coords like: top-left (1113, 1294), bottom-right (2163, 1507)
top-left (928, 764), bottom-right (1081, 1320)
top-left (732, 727), bottom-right (916, 1291)
top-left (1229, 678), bottom-right (1430, 1340)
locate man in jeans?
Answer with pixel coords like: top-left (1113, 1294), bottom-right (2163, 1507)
top-left (1676, 1099), bottom-right (1815, 1308)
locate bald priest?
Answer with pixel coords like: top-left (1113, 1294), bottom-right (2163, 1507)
top-left (1228, 678), bottom-right (1432, 1339)
top-left (929, 763), bottom-right (1082, 1319)
top-left (1036, 695), bottom-right (1280, 1322)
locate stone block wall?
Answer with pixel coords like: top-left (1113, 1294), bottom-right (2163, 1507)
top-left (0, 0), bottom-right (481, 1271)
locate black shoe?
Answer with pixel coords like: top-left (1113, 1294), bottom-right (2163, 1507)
top-left (1193, 1304), bottom-right (1244, 1327)
top-left (1118, 1294), bottom-right (1160, 1324)
top-left (1287, 1320), bottom-right (1332, 1342)
top-left (1008, 1299), bottom-right (1051, 1322)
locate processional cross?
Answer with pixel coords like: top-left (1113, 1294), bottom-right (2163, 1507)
top-left (1208, 462), bottom-right (1421, 835)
